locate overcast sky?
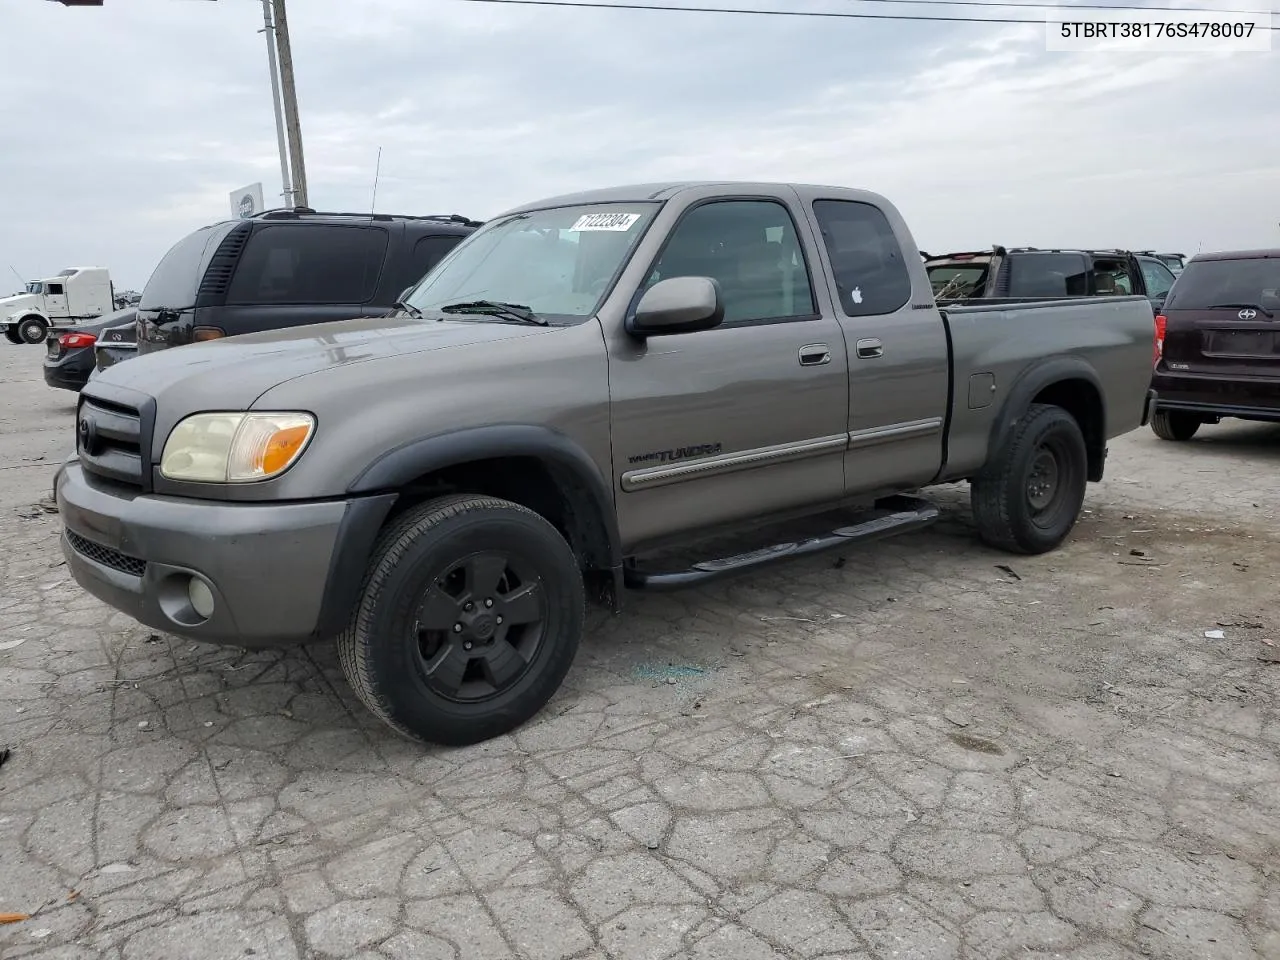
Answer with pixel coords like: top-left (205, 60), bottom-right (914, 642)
top-left (3, 0), bottom-right (1277, 290)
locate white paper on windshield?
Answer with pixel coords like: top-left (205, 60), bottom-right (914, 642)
top-left (571, 212), bottom-right (641, 232)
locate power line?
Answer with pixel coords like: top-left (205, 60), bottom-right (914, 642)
top-left (842, 0), bottom-right (1275, 15)
top-left (449, 0), bottom-right (1280, 28)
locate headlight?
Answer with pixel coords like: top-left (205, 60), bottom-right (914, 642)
top-left (160, 412), bottom-right (315, 483)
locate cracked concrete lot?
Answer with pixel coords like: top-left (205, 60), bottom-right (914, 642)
top-left (3, 343), bottom-right (1280, 960)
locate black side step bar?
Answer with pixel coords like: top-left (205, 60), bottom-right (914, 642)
top-left (624, 495), bottom-right (940, 591)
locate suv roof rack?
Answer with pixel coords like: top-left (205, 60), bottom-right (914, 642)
top-left (925, 244), bottom-right (1008, 261)
top-left (255, 208), bottom-right (482, 227)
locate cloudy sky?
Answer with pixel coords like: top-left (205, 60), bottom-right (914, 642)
top-left (3, 0), bottom-right (1277, 290)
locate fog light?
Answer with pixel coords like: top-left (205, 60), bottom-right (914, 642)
top-left (188, 577), bottom-right (215, 619)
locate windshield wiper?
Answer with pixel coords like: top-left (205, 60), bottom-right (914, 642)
top-left (392, 300), bottom-right (423, 319)
top-left (1208, 302), bottom-right (1274, 318)
top-left (438, 300), bottom-right (548, 326)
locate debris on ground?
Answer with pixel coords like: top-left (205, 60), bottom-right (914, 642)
top-left (943, 706), bottom-right (970, 728)
top-left (1204, 629), bottom-right (1226, 640)
top-left (1218, 619), bottom-right (1263, 629)
top-left (0, 913), bottom-right (30, 924)
top-left (995, 564), bottom-right (1021, 581)
top-left (0, 747), bottom-right (10, 771)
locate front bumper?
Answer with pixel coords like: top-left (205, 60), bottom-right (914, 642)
top-left (57, 461), bottom-right (374, 647)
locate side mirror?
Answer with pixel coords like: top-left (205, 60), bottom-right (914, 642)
top-left (627, 276), bottom-right (724, 337)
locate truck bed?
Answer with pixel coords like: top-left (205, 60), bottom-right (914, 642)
top-left (938, 294), bottom-right (1156, 481)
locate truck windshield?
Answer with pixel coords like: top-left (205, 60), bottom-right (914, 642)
top-left (1166, 258), bottom-right (1280, 312)
top-left (25, 282), bottom-right (43, 295)
top-left (404, 203), bottom-right (659, 323)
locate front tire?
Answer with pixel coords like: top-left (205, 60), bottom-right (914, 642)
top-left (971, 403), bottom-right (1088, 555)
top-left (18, 316), bottom-right (47, 345)
top-left (1150, 409), bottom-right (1200, 442)
top-left (337, 494), bottom-right (585, 747)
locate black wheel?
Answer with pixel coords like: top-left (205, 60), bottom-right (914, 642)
top-left (3, 329), bottom-right (20, 345)
top-left (971, 403), bottom-right (1088, 555)
top-left (18, 316), bottom-right (47, 345)
top-left (1150, 409), bottom-right (1200, 442)
top-left (337, 494), bottom-right (585, 746)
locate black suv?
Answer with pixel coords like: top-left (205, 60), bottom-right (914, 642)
top-left (99, 208), bottom-right (481, 368)
top-left (1149, 249), bottom-right (1280, 440)
top-left (924, 246), bottom-right (1177, 311)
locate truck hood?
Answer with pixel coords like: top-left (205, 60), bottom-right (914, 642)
top-left (88, 315), bottom-right (555, 415)
top-left (0, 293), bottom-right (39, 316)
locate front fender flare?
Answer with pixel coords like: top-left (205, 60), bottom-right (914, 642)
top-left (349, 422), bottom-right (623, 565)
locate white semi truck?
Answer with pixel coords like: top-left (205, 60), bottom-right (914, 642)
top-left (2, 267), bottom-right (115, 345)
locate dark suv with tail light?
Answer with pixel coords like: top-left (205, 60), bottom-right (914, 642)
top-left (119, 208), bottom-right (481, 363)
top-left (1150, 249), bottom-right (1280, 440)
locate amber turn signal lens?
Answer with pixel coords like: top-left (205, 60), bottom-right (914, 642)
top-left (260, 425), bottom-right (311, 476)
top-left (193, 327), bottom-right (226, 342)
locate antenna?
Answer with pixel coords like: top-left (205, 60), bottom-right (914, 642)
top-left (370, 146), bottom-right (382, 219)
top-left (9, 265), bottom-right (24, 285)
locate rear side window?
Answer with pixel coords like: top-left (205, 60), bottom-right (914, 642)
top-left (140, 226), bottom-right (223, 310)
top-left (927, 262), bottom-right (989, 298)
top-left (226, 224), bottom-right (390, 305)
top-left (408, 235), bottom-right (464, 284)
top-left (813, 200), bottom-right (911, 316)
top-left (1007, 253), bottom-right (1090, 297)
top-left (1166, 258), bottom-right (1280, 311)
top-left (1138, 257), bottom-right (1176, 297)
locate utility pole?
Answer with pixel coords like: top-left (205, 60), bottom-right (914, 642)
top-left (272, 0), bottom-right (308, 208)
top-left (259, 0), bottom-right (293, 207)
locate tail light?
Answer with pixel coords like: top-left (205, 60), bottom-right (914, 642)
top-left (193, 326), bottom-right (226, 342)
top-left (1153, 314), bottom-right (1166, 365)
top-left (58, 332), bottom-right (97, 349)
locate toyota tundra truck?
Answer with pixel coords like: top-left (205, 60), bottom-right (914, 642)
top-left (55, 181), bottom-right (1159, 747)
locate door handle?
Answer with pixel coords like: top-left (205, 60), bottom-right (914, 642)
top-left (856, 338), bottom-right (883, 359)
top-left (798, 343), bottom-right (831, 366)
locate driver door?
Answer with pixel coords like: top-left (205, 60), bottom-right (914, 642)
top-left (45, 282), bottom-right (68, 318)
top-left (606, 195), bottom-right (851, 552)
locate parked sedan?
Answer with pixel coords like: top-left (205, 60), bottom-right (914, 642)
top-left (43, 308), bottom-right (136, 393)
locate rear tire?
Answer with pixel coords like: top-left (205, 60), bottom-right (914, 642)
top-left (337, 494), bottom-right (585, 747)
top-left (18, 316), bottom-right (47, 345)
top-left (971, 403), bottom-right (1088, 555)
top-left (4, 328), bottom-right (22, 345)
top-left (1150, 409), bottom-right (1200, 442)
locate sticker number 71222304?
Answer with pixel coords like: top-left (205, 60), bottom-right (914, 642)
top-left (571, 212), bottom-right (642, 232)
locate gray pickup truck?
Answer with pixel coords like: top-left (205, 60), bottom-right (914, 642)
top-left (55, 181), bottom-right (1158, 746)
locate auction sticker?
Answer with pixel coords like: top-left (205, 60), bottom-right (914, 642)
top-left (572, 212), bottom-right (642, 232)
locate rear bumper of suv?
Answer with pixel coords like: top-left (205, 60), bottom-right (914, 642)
top-left (1151, 369), bottom-right (1280, 422)
top-left (56, 460), bottom-right (395, 647)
